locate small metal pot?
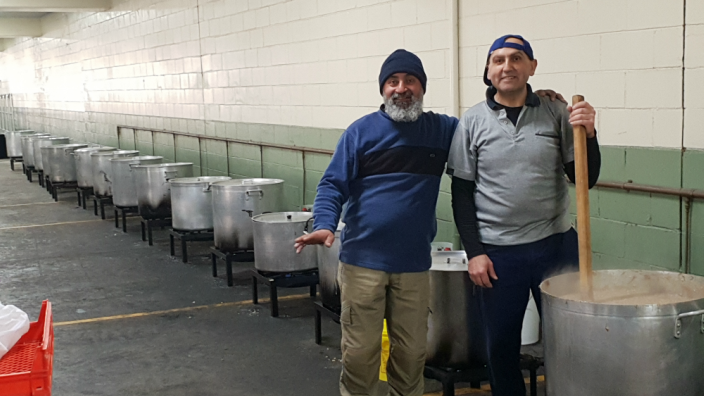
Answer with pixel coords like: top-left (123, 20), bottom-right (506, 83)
top-left (35, 137), bottom-right (70, 171)
top-left (91, 150), bottom-right (139, 196)
top-left (74, 147), bottom-right (116, 188)
top-left (169, 176), bottom-right (232, 231)
top-left (21, 133), bottom-right (50, 167)
top-left (110, 156), bottom-right (164, 208)
top-left (5, 130), bottom-right (34, 157)
top-left (44, 144), bottom-right (89, 182)
top-left (132, 163), bottom-right (194, 219)
top-left (211, 178), bottom-right (286, 253)
top-left (426, 251), bottom-right (487, 369)
top-left (252, 212), bottom-right (317, 273)
top-left (317, 222), bottom-right (344, 312)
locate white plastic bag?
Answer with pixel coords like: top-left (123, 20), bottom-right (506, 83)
top-left (0, 301), bottom-right (30, 359)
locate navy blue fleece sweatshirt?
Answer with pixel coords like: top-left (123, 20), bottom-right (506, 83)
top-left (313, 109), bottom-right (458, 273)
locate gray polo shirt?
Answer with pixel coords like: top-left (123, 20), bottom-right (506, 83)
top-left (447, 89), bottom-right (574, 246)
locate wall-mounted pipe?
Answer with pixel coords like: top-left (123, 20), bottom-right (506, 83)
top-left (449, 0), bottom-right (460, 118)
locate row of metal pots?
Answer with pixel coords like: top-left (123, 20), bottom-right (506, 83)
top-left (6, 128), bottom-right (704, 395)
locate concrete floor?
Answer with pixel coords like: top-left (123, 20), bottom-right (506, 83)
top-left (0, 159), bottom-right (544, 395)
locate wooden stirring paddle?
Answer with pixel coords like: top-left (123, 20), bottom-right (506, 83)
top-left (572, 95), bottom-right (594, 297)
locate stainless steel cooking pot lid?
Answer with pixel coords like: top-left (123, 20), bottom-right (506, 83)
top-left (169, 176), bottom-right (231, 186)
top-left (74, 146), bottom-right (116, 153)
top-left (541, 270), bottom-right (704, 306)
top-left (23, 133), bottom-right (51, 140)
top-left (211, 178), bottom-right (284, 189)
top-left (430, 251), bottom-right (468, 271)
top-left (110, 155), bottom-right (163, 163)
top-left (252, 211), bottom-right (312, 224)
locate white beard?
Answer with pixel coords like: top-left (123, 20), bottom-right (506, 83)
top-left (384, 93), bottom-right (423, 123)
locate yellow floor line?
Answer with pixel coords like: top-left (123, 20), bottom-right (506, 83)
top-left (0, 201), bottom-right (57, 208)
top-left (0, 219), bottom-right (102, 230)
top-left (423, 376), bottom-right (545, 395)
top-left (55, 294), bottom-right (310, 327)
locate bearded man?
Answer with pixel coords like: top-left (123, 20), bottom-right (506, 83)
top-left (295, 49), bottom-right (457, 396)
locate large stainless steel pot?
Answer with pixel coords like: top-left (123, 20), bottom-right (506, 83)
top-left (541, 270), bottom-right (704, 396)
top-left (21, 133), bottom-right (50, 167)
top-left (74, 147), bottom-right (116, 188)
top-left (91, 150), bottom-right (139, 196)
top-left (132, 163), bottom-right (193, 219)
top-left (170, 176), bottom-right (231, 231)
top-left (317, 222), bottom-right (344, 311)
top-left (110, 156), bottom-right (163, 207)
top-left (5, 130), bottom-right (34, 157)
top-left (252, 212), bottom-right (317, 272)
top-left (426, 251), bottom-right (487, 369)
top-left (44, 144), bottom-right (89, 182)
top-left (35, 137), bottom-right (70, 171)
top-left (211, 178), bottom-right (286, 252)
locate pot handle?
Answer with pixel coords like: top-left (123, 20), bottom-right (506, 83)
top-left (673, 308), bottom-right (704, 339)
top-left (103, 172), bottom-right (110, 182)
top-left (164, 170), bottom-right (179, 181)
top-left (242, 209), bottom-right (253, 218)
top-left (203, 184), bottom-right (213, 193)
top-left (245, 189), bottom-right (264, 200)
top-left (303, 216), bottom-right (315, 234)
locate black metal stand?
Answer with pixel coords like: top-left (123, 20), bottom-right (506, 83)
top-left (210, 247), bottom-right (254, 287)
top-left (114, 206), bottom-right (138, 233)
top-left (9, 157), bottom-right (22, 171)
top-left (24, 165), bottom-right (35, 182)
top-left (140, 217), bottom-right (171, 246)
top-left (51, 181), bottom-right (78, 202)
top-left (313, 300), bottom-right (340, 345)
top-left (37, 170), bottom-right (44, 187)
top-left (92, 194), bottom-right (113, 219)
top-left (45, 176), bottom-right (51, 193)
top-left (76, 187), bottom-right (93, 209)
top-left (251, 269), bottom-right (318, 318)
top-left (423, 355), bottom-right (543, 396)
top-left (169, 229), bottom-right (214, 263)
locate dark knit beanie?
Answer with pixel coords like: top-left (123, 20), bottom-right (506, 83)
top-left (378, 49), bottom-right (427, 94)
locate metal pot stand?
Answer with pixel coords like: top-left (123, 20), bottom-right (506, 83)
top-left (169, 228), bottom-right (214, 263)
top-left (250, 268), bottom-right (318, 318)
top-left (9, 156), bottom-right (22, 171)
top-left (140, 216), bottom-right (171, 246)
top-left (114, 205), bottom-right (139, 233)
top-left (209, 247), bottom-right (254, 287)
top-left (50, 181), bottom-right (78, 202)
top-left (76, 186), bottom-right (93, 209)
top-left (92, 193), bottom-right (113, 220)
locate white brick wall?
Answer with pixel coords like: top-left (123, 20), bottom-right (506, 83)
top-left (0, 0), bottom-right (698, 150)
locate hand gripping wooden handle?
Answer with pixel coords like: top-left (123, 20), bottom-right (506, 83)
top-left (572, 95), bottom-right (593, 295)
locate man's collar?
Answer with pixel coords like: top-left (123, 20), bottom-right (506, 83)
top-left (485, 84), bottom-right (540, 110)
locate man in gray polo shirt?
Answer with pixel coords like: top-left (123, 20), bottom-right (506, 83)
top-left (447, 34), bottom-right (601, 396)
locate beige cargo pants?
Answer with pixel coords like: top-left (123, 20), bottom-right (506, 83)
top-left (338, 262), bottom-right (430, 396)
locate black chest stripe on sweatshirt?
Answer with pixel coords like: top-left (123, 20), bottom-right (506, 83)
top-left (358, 146), bottom-right (448, 178)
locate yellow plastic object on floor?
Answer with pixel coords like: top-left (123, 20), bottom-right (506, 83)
top-left (379, 319), bottom-right (389, 381)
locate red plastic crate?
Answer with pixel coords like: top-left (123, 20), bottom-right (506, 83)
top-left (0, 301), bottom-right (53, 396)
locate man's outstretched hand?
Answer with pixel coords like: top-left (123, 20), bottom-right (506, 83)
top-left (294, 229), bottom-right (335, 253)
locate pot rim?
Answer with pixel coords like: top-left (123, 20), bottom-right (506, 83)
top-left (110, 155), bottom-right (163, 163)
top-left (50, 143), bottom-right (89, 149)
top-left (169, 176), bottom-right (232, 186)
top-left (430, 251), bottom-right (468, 271)
top-left (91, 150), bottom-right (139, 157)
top-left (211, 178), bottom-right (284, 188)
top-left (252, 211), bottom-right (312, 224)
top-left (540, 269), bottom-right (704, 317)
top-left (131, 162), bottom-right (193, 169)
top-left (74, 146), bottom-right (116, 153)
